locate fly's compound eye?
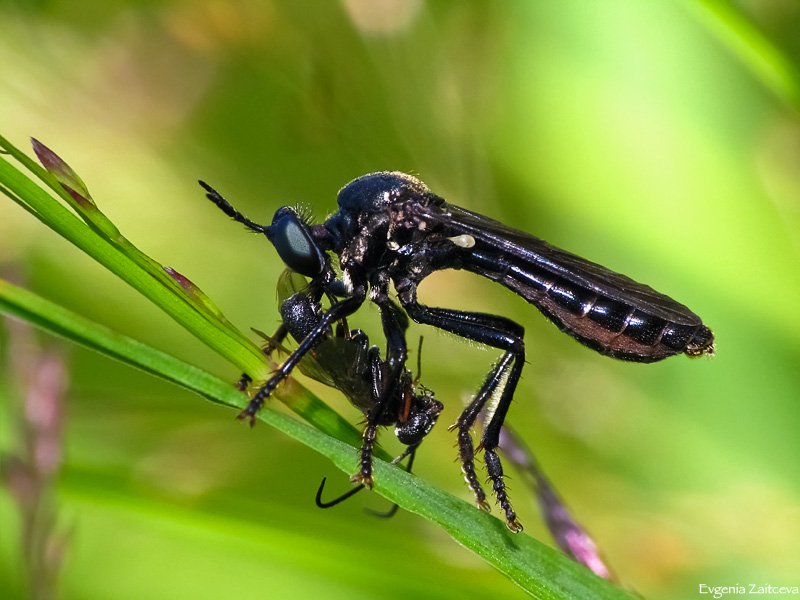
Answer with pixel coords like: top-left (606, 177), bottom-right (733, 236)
top-left (268, 208), bottom-right (324, 277)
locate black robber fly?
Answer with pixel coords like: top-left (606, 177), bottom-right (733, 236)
top-left (200, 171), bottom-right (714, 532)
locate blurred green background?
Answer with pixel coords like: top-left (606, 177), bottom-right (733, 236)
top-left (1, 1), bottom-right (799, 598)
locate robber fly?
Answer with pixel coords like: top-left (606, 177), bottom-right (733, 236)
top-left (200, 172), bottom-right (714, 532)
top-left (263, 268), bottom-right (442, 491)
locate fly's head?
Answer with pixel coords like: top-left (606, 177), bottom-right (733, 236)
top-left (200, 181), bottom-right (332, 280)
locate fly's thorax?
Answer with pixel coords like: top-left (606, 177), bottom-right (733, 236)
top-left (337, 171), bottom-right (430, 213)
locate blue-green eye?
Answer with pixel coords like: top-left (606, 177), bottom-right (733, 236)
top-left (269, 208), bottom-right (324, 277)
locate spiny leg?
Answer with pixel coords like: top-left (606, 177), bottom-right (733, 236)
top-left (239, 295), bottom-right (364, 425)
top-left (351, 359), bottom-right (404, 488)
top-left (450, 352), bottom-right (514, 512)
top-left (401, 299), bottom-right (526, 530)
top-left (352, 414), bottom-right (381, 488)
top-left (480, 352), bottom-right (525, 532)
top-left (351, 300), bottom-right (409, 487)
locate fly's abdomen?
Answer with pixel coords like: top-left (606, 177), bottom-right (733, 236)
top-left (463, 252), bottom-right (714, 363)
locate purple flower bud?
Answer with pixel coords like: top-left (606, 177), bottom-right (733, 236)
top-left (32, 138), bottom-right (95, 207)
top-left (25, 354), bottom-right (67, 477)
top-left (498, 426), bottom-right (615, 580)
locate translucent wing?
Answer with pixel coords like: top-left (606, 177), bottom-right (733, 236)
top-left (275, 268), bottom-right (373, 404)
top-left (426, 203), bottom-right (701, 326)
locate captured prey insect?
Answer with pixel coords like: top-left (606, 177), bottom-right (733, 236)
top-left (260, 268), bottom-right (442, 492)
top-left (200, 172), bottom-right (714, 532)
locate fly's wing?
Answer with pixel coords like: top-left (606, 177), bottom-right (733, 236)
top-left (427, 202), bottom-right (702, 326)
top-left (272, 269), bottom-right (334, 385)
top-left (276, 268), bottom-right (310, 302)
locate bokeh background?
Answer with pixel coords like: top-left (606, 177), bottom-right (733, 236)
top-left (1, 1), bottom-right (799, 599)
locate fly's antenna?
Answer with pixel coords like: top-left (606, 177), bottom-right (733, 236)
top-left (199, 180), bottom-right (270, 235)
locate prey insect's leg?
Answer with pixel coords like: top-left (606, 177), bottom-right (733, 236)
top-left (402, 300), bottom-right (526, 531)
top-left (236, 324), bottom-right (289, 391)
top-left (239, 295), bottom-right (364, 425)
top-left (236, 375), bottom-right (252, 393)
top-left (259, 323), bottom-right (289, 357)
top-left (315, 478), bottom-right (363, 509)
top-left (316, 444), bottom-right (419, 516)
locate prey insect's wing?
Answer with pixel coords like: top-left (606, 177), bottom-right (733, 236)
top-left (275, 268), bottom-right (373, 403)
top-left (427, 202), bottom-right (702, 326)
top-left (251, 326), bottom-right (337, 388)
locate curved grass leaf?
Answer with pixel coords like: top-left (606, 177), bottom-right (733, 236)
top-left (688, 0), bottom-right (800, 111)
top-left (0, 135), bottom-right (268, 379)
top-left (0, 279), bottom-right (633, 600)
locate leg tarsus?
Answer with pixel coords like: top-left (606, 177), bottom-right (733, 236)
top-left (485, 447), bottom-right (523, 532)
top-left (236, 373), bottom-right (252, 392)
top-left (351, 420), bottom-right (379, 489)
top-left (452, 352), bottom-right (517, 518)
top-left (456, 425), bottom-right (490, 511)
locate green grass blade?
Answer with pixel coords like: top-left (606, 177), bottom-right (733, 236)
top-left (0, 279), bottom-right (633, 599)
top-left (0, 144), bottom-right (268, 379)
top-left (0, 278), bottom-right (364, 450)
top-left (689, 0), bottom-right (800, 111)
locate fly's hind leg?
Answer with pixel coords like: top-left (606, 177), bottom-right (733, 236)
top-left (480, 352), bottom-right (525, 533)
top-left (400, 297), bottom-right (526, 532)
top-left (449, 352), bottom-right (515, 513)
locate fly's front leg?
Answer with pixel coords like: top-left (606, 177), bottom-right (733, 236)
top-left (399, 289), bottom-right (526, 532)
top-left (239, 295), bottom-right (364, 425)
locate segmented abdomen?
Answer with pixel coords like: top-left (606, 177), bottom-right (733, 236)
top-left (463, 252), bottom-right (714, 363)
